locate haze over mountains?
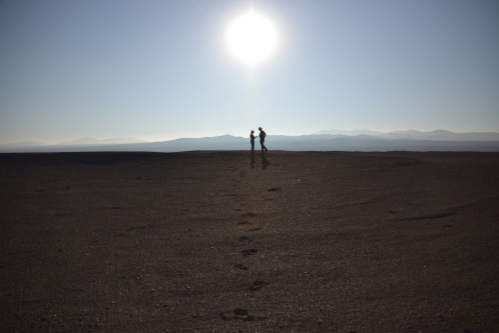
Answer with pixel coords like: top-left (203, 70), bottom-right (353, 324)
top-left (316, 129), bottom-right (499, 141)
top-left (0, 138), bottom-right (148, 147)
top-left (57, 137), bottom-right (149, 145)
top-left (1, 130), bottom-right (499, 153)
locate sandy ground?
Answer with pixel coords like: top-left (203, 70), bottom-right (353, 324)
top-left (1, 150), bottom-right (499, 333)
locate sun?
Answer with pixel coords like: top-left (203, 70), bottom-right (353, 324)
top-left (226, 9), bottom-right (279, 67)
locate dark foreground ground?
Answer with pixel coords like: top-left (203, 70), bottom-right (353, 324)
top-left (1, 151), bottom-right (498, 333)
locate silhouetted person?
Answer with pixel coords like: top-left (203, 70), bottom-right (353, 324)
top-left (258, 127), bottom-right (268, 153)
top-left (250, 130), bottom-right (256, 151)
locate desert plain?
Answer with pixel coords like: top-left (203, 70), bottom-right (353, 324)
top-left (1, 150), bottom-right (499, 332)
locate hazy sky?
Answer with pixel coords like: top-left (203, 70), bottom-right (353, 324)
top-left (1, 0), bottom-right (498, 144)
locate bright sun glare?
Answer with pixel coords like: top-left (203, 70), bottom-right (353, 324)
top-left (226, 9), bottom-right (279, 67)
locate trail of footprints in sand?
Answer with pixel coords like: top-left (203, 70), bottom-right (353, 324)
top-left (220, 163), bottom-right (283, 322)
top-left (222, 211), bottom-right (265, 322)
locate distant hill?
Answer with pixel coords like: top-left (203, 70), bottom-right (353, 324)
top-left (317, 129), bottom-right (499, 141)
top-left (58, 137), bottom-right (149, 145)
top-left (384, 130), bottom-right (499, 141)
top-left (0, 141), bottom-right (47, 147)
top-left (316, 129), bottom-right (386, 136)
top-left (2, 133), bottom-right (499, 153)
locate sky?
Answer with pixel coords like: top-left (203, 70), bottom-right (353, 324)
top-left (1, 0), bottom-right (498, 144)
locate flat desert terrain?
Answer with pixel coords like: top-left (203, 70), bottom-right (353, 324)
top-left (1, 151), bottom-right (499, 332)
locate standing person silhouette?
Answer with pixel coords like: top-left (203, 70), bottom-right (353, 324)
top-left (250, 130), bottom-right (256, 152)
top-left (258, 127), bottom-right (268, 153)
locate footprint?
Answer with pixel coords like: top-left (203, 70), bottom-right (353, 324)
top-left (233, 264), bottom-right (248, 270)
top-left (220, 308), bottom-right (255, 321)
top-left (268, 188), bottom-right (281, 192)
top-left (249, 280), bottom-right (267, 291)
top-left (241, 249), bottom-right (258, 257)
top-left (239, 236), bottom-right (250, 243)
top-left (249, 228), bottom-right (261, 232)
top-left (238, 221), bottom-right (250, 225)
top-left (242, 213), bottom-right (257, 217)
top-left (409, 213), bottom-right (455, 220)
top-left (234, 308), bottom-right (252, 320)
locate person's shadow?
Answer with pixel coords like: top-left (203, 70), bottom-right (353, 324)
top-left (250, 150), bottom-right (270, 170)
top-left (261, 153), bottom-right (270, 170)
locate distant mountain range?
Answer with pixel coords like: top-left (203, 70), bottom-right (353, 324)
top-left (0, 141), bottom-right (48, 147)
top-left (58, 137), bottom-right (149, 145)
top-left (0, 137), bottom-right (148, 147)
top-left (316, 129), bottom-right (499, 141)
top-left (1, 130), bottom-right (499, 153)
